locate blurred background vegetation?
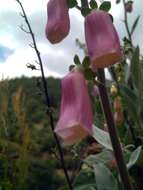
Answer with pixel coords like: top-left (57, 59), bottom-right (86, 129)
top-left (0, 76), bottom-right (65, 190)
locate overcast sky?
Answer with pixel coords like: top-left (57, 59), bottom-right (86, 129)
top-left (0, 0), bottom-right (143, 79)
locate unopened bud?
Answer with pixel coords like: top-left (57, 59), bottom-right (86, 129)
top-left (125, 1), bottom-right (133, 13)
top-left (110, 84), bottom-right (118, 96)
top-left (114, 111), bottom-right (124, 125)
top-left (114, 96), bottom-right (122, 111)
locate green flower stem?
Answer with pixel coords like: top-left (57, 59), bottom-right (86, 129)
top-left (97, 68), bottom-right (133, 190)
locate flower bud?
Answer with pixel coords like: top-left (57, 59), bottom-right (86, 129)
top-left (114, 111), bottom-right (124, 125)
top-left (125, 1), bottom-right (133, 13)
top-left (45, 0), bottom-right (70, 44)
top-left (113, 96), bottom-right (122, 111)
top-left (55, 70), bottom-right (93, 145)
top-left (110, 84), bottom-right (118, 96)
top-left (85, 10), bottom-right (122, 70)
top-left (91, 85), bottom-right (99, 97)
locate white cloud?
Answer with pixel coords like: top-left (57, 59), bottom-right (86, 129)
top-left (0, 47), bottom-right (61, 79)
top-left (0, 0), bottom-right (143, 78)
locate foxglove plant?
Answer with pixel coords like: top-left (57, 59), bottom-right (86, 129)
top-left (55, 70), bottom-right (93, 145)
top-left (45, 0), bottom-right (70, 44)
top-left (85, 10), bottom-right (122, 70)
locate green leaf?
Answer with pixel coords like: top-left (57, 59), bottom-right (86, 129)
top-left (74, 54), bottom-right (81, 65)
top-left (136, 150), bottom-right (143, 166)
top-left (82, 56), bottom-right (90, 68)
top-left (127, 146), bottom-right (142, 169)
top-left (120, 84), bottom-right (142, 128)
top-left (89, 0), bottom-right (98, 9)
top-left (85, 149), bottom-right (114, 166)
top-left (130, 46), bottom-right (142, 91)
top-left (67, 0), bottom-right (77, 8)
top-left (120, 84), bottom-right (138, 105)
top-left (84, 68), bottom-right (95, 80)
top-left (73, 171), bottom-right (96, 190)
top-left (81, 7), bottom-right (91, 17)
top-left (131, 16), bottom-right (140, 35)
top-left (69, 65), bottom-right (75, 71)
top-left (92, 125), bottom-right (113, 151)
top-left (94, 163), bottom-right (119, 190)
top-left (99, 1), bottom-right (111, 12)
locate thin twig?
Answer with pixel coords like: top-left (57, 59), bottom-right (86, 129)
top-left (97, 69), bottom-right (133, 190)
top-left (15, 0), bottom-right (73, 189)
top-left (19, 24), bottom-right (30, 34)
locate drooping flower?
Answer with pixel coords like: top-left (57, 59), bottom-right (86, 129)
top-left (85, 10), bottom-right (122, 70)
top-left (55, 70), bottom-right (93, 145)
top-left (45, 0), bottom-right (70, 44)
top-left (125, 1), bottom-right (133, 13)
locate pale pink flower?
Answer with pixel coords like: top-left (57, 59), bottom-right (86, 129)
top-left (45, 0), bottom-right (70, 44)
top-left (85, 10), bottom-right (122, 70)
top-left (55, 70), bottom-right (93, 145)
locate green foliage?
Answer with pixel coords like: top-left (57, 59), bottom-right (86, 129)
top-left (74, 54), bottom-right (81, 65)
top-left (67, 0), bottom-right (77, 8)
top-left (127, 146), bottom-right (142, 169)
top-left (81, 7), bottom-right (91, 17)
top-left (73, 171), bottom-right (96, 190)
top-left (89, 0), bottom-right (98, 9)
top-left (85, 149), bottom-right (114, 166)
top-left (0, 77), bottom-right (65, 190)
top-left (99, 1), bottom-right (111, 12)
top-left (131, 16), bottom-right (140, 35)
top-left (92, 125), bottom-right (112, 151)
top-left (94, 163), bottom-right (119, 190)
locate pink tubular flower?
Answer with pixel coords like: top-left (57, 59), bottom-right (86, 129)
top-left (55, 70), bottom-right (93, 145)
top-left (45, 0), bottom-right (70, 44)
top-left (85, 10), bottom-right (122, 70)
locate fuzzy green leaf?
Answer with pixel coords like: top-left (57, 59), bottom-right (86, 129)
top-left (92, 125), bottom-right (113, 151)
top-left (94, 163), bottom-right (119, 190)
top-left (89, 0), bottom-right (98, 9)
top-left (131, 16), bottom-right (140, 35)
top-left (127, 146), bottom-right (142, 169)
top-left (99, 1), bottom-right (111, 12)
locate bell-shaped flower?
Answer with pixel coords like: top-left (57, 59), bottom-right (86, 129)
top-left (85, 10), bottom-right (122, 70)
top-left (55, 70), bottom-right (93, 145)
top-left (45, 0), bottom-right (70, 44)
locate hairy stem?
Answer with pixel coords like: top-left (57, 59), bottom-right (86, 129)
top-left (97, 69), bottom-right (133, 190)
top-left (15, 1), bottom-right (73, 189)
